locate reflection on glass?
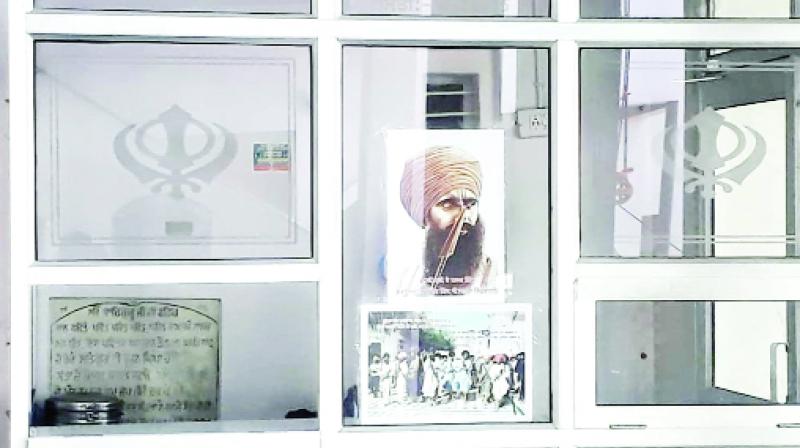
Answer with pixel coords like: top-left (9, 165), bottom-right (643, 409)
top-left (344, 0), bottom-right (549, 17)
top-left (35, 42), bottom-right (312, 260)
top-left (581, 48), bottom-right (798, 258)
top-left (31, 283), bottom-right (319, 435)
top-left (596, 301), bottom-right (800, 405)
top-left (342, 46), bottom-right (550, 425)
top-left (36, 0), bottom-right (310, 13)
top-left (581, 0), bottom-right (795, 18)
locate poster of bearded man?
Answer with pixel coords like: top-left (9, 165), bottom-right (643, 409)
top-left (385, 129), bottom-right (506, 302)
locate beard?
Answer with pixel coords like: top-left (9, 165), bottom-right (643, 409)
top-left (423, 217), bottom-right (485, 294)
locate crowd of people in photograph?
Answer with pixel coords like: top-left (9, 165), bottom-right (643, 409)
top-left (368, 350), bottom-right (525, 409)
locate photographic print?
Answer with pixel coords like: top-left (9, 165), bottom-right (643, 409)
top-left (385, 129), bottom-right (506, 301)
top-left (359, 304), bottom-right (532, 425)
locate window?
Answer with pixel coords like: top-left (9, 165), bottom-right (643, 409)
top-left (7, 1), bottom-right (800, 448)
top-left (343, 0), bottom-right (550, 17)
top-left (578, 45), bottom-right (800, 430)
top-left (35, 0), bottom-right (311, 14)
top-left (426, 73), bottom-right (480, 129)
top-left (342, 45), bottom-right (551, 426)
top-left (581, 0), bottom-right (799, 18)
top-left (581, 48), bottom-right (798, 258)
top-left (576, 274), bottom-right (800, 428)
top-left (35, 41), bottom-right (313, 261)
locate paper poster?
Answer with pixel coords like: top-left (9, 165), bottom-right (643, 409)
top-left (360, 304), bottom-right (532, 425)
top-left (385, 129), bottom-right (506, 301)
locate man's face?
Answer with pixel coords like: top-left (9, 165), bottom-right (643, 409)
top-left (423, 187), bottom-right (485, 292)
top-left (427, 188), bottom-right (479, 233)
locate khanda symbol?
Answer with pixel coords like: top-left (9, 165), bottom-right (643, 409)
top-left (114, 105), bottom-right (236, 199)
top-left (681, 107), bottom-right (766, 199)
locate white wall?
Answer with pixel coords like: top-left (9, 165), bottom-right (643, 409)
top-left (596, 302), bottom-right (656, 404)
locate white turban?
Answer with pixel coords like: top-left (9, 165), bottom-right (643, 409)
top-left (399, 146), bottom-right (482, 228)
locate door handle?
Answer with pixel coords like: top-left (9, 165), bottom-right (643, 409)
top-left (771, 342), bottom-right (789, 403)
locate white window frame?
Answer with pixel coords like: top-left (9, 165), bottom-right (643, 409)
top-left (9, 1), bottom-right (800, 448)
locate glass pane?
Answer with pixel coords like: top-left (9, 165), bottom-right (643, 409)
top-left (31, 283), bottom-right (319, 435)
top-left (581, 0), bottom-right (796, 18)
top-left (596, 301), bottom-right (800, 405)
top-left (581, 48), bottom-right (799, 258)
top-left (342, 46), bottom-right (550, 425)
top-left (35, 41), bottom-right (312, 260)
top-left (35, 0), bottom-right (310, 14)
top-left (344, 0), bottom-right (550, 17)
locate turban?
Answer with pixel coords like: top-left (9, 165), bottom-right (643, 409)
top-left (399, 146), bottom-right (482, 228)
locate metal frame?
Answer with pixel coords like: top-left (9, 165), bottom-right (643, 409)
top-left (8, 0), bottom-right (800, 447)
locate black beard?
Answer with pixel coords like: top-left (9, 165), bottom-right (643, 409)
top-left (423, 217), bottom-right (485, 295)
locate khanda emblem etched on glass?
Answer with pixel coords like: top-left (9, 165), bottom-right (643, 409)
top-left (114, 105), bottom-right (237, 199)
top-left (679, 107), bottom-right (766, 199)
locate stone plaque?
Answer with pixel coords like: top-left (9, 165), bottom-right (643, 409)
top-left (49, 298), bottom-right (220, 423)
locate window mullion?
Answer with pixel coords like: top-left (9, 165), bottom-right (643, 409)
top-left (316, 35), bottom-right (344, 439)
top-left (553, 38), bottom-right (580, 430)
top-left (9, 3), bottom-right (35, 448)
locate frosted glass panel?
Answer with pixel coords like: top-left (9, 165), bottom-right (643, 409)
top-left (344, 0), bottom-right (550, 17)
top-left (581, 48), bottom-right (798, 258)
top-left (36, 0), bottom-right (310, 13)
top-left (581, 0), bottom-right (793, 18)
top-left (35, 42), bottom-right (312, 261)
